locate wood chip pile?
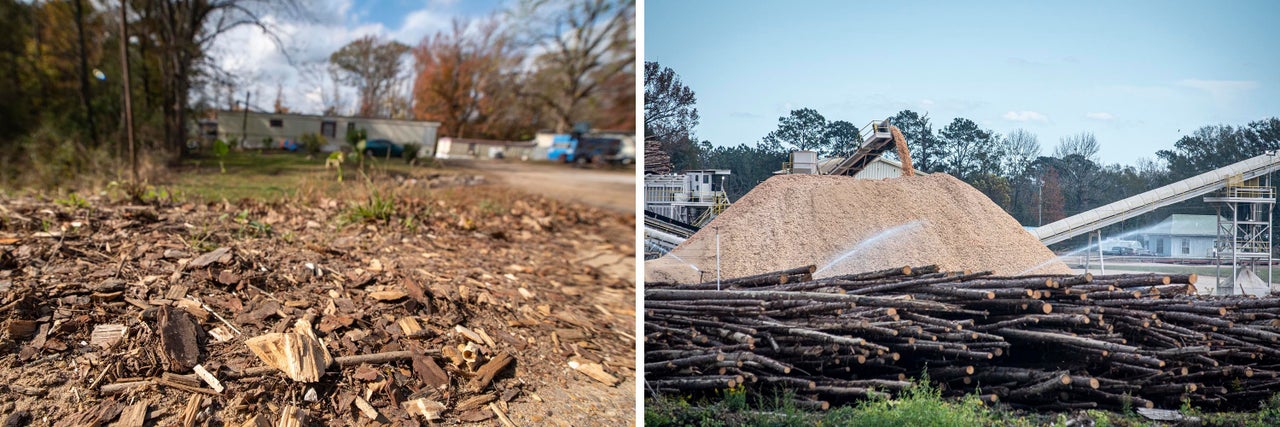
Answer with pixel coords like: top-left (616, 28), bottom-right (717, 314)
top-left (646, 174), bottom-right (1070, 284)
top-left (645, 265), bottom-right (1280, 411)
top-left (0, 183), bottom-right (636, 426)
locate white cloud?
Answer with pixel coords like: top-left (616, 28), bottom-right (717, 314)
top-left (920, 99), bottom-right (935, 107)
top-left (1086, 112), bottom-right (1115, 120)
top-left (202, 0), bottom-right (471, 115)
top-left (1177, 79), bottom-right (1260, 99)
top-left (1002, 110), bottom-right (1048, 122)
top-left (392, 9), bottom-right (451, 45)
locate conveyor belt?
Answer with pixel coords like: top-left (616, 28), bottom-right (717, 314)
top-left (1034, 152), bottom-right (1280, 245)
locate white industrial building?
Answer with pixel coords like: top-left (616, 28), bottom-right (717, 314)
top-left (779, 150), bottom-right (907, 179)
top-left (1138, 214), bottom-right (1223, 258)
top-left (644, 169), bottom-right (731, 227)
top-left (213, 110), bottom-right (440, 153)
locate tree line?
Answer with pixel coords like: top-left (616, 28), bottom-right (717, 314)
top-left (646, 61), bottom-right (1280, 245)
top-left (0, 0), bottom-right (634, 188)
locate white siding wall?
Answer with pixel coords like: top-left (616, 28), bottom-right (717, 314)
top-left (1150, 235), bottom-right (1215, 257)
top-left (853, 159), bottom-right (905, 180)
top-left (215, 111), bottom-right (438, 153)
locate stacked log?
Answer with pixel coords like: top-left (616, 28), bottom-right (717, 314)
top-left (644, 140), bottom-right (672, 175)
top-left (645, 265), bottom-right (1280, 411)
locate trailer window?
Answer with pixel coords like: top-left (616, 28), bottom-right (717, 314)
top-left (269, 119), bottom-right (283, 128)
top-left (1181, 239), bottom-right (1190, 255)
top-left (321, 121), bottom-right (336, 138)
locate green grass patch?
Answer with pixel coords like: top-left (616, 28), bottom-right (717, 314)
top-left (169, 151), bottom-right (428, 203)
top-left (647, 382), bottom-right (1280, 427)
top-left (647, 381), bottom-right (1008, 427)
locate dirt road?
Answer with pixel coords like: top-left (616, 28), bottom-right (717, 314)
top-left (448, 159), bottom-right (636, 213)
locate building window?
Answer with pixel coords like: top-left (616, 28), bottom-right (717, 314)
top-left (321, 121), bottom-right (336, 138)
top-left (269, 118), bottom-right (283, 128)
top-left (1181, 239), bottom-right (1190, 255)
top-left (347, 122), bottom-right (357, 133)
top-left (1156, 239), bottom-right (1164, 254)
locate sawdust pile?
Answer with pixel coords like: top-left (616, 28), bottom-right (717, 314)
top-left (646, 173), bottom-right (1069, 283)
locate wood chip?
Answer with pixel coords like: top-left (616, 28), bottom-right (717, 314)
top-left (489, 402), bottom-right (517, 427)
top-left (244, 330), bottom-right (330, 382)
top-left (8, 319), bottom-right (38, 340)
top-left (455, 324), bottom-right (484, 344)
top-left (208, 326), bottom-right (235, 343)
top-left (276, 405), bottom-right (307, 427)
top-left (368, 290), bottom-right (407, 301)
top-left (175, 299), bottom-right (211, 322)
top-left (109, 401), bottom-right (148, 427)
top-left (158, 306), bottom-right (201, 372)
top-left (188, 247), bottom-right (232, 269)
top-left (217, 269), bottom-right (240, 285)
top-left (568, 358), bottom-right (619, 386)
top-left (238, 414), bottom-right (271, 427)
top-left (353, 396), bottom-right (380, 420)
top-left (401, 398), bottom-right (445, 421)
top-left (411, 353), bottom-right (450, 391)
top-left (466, 352), bottom-right (515, 393)
top-left (455, 393), bottom-right (496, 412)
top-left (475, 328), bottom-right (498, 348)
top-left (90, 324), bottom-right (128, 349)
top-left (179, 394), bottom-right (202, 427)
top-left (397, 317), bottom-right (422, 335)
top-left (193, 365), bottom-right (224, 393)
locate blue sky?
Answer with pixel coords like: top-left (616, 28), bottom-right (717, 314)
top-left (644, 0), bottom-right (1280, 165)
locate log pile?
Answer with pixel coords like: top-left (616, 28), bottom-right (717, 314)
top-left (645, 265), bottom-right (1280, 411)
top-left (644, 140), bottom-right (672, 175)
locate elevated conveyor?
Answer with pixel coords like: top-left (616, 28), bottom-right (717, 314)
top-left (644, 210), bottom-right (700, 239)
top-left (828, 119), bottom-right (896, 176)
top-left (1033, 152), bottom-right (1280, 246)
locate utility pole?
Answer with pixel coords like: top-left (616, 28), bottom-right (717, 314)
top-left (240, 91), bottom-right (251, 149)
top-left (1038, 180), bottom-right (1044, 226)
top-left (118, 1), bottom-right (136, 182)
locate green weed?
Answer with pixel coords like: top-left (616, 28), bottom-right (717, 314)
top-left (344, 190), bottom-right (396, 224)
top-left (55, 192), bottom-right (90, 209)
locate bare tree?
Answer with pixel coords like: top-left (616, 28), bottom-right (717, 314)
top-left (1003, 128), bottom-right (1041, 177)
top-left (511, 0), bottom-right (634, 132)
top-left (146, 0), bottom-right (303, 161)
top-left (329, 35), bottom-right (410, 118)
top-left (1054, 131), bottom-right (1100, 161)
top-left (644, 60), bottom-right (698, 143)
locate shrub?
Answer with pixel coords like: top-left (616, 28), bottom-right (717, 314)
top-left (403, 143), bottom-right (421, 164)
top-left (300, 133), bottom-right (324, 156)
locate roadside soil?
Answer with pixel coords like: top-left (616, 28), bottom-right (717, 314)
top-left (446, 159), bottom-right (635, 214)
top-left (0, 173), bottom-right (635, 426)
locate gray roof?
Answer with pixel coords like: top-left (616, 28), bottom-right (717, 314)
top-left (1145, 214), bottom-right (1222, 237)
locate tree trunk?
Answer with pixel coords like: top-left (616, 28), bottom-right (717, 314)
top-left (72, 0), bottom-right (98, 147)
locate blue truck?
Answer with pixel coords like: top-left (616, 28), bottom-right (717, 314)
top-left (547, 133), bottom-right (625, 164)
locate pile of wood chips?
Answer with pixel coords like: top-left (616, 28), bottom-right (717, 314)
top-left (0, 182), bottom-right (635, 426)
top-left (646, 173), bottom-right (1071, 284)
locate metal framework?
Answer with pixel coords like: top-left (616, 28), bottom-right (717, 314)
top-left (1206, 180), bottom-right (1275, 295)
top-left (1034, 152), bottom-right (1280, 246)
